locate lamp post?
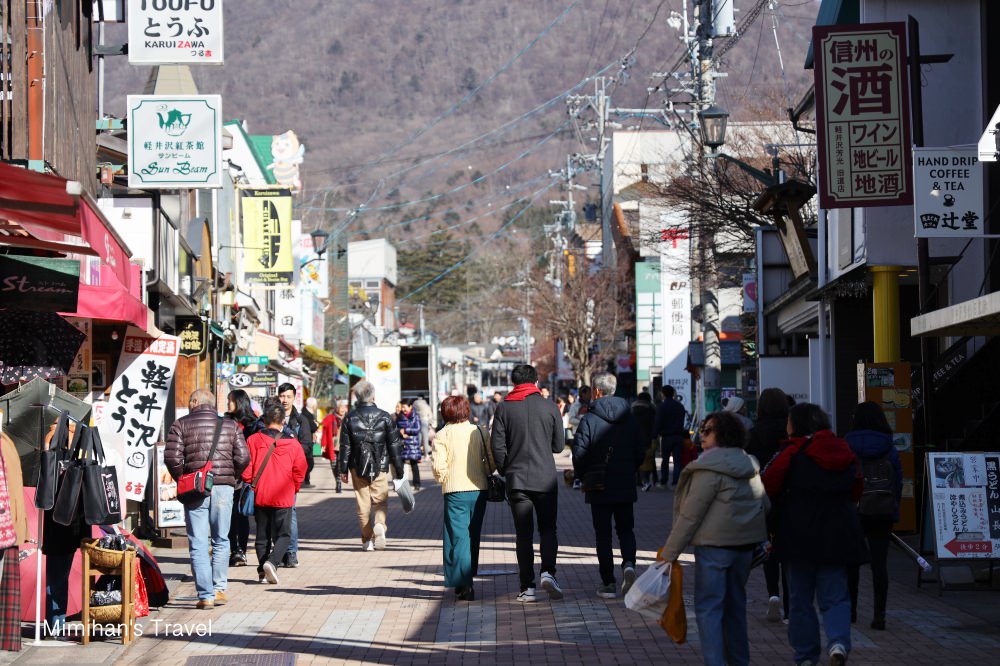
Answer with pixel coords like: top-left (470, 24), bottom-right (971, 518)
top-left (309, 228), bottom-right (330, 259)
top-left (698, 105), bottom-right (729, 154)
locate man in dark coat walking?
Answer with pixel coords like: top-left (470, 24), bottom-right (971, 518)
top-left (573, 372), bottom-right (644, 599)
top-left (653, 385), bottom-right (688, 487)
top-left (491, 364), bottom-right (565, 603)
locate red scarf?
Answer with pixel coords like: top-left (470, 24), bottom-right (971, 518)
top-left (505, 383), bottom-right (541, 401)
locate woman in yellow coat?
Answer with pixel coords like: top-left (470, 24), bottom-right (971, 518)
top-left (431, 396), bottom-right (494, 601)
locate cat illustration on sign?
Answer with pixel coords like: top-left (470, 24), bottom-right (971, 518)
top-left (267, 130), bottom-right (305, 191)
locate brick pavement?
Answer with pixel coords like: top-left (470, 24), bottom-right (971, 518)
top-left (10, 451), bottom-right (1000, 665)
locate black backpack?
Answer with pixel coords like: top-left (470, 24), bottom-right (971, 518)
top-left (858, 452), bottom-right (896, 519)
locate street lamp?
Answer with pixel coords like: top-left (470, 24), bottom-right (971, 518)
top-left (698, 105), bottom-right (730, 153)
top-left (309, 228), bottom-right (331, 258)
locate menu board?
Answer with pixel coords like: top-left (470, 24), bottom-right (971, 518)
top-left (927, 452), bottom-right (1000, 559)
top-left (857, 362), bottom-right (915, 530)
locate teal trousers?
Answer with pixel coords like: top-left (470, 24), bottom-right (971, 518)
top-left (443, 490), bottom-right (488, 588)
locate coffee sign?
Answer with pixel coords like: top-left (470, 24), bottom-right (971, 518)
top-left (0, 256), bottom-right (80, 311)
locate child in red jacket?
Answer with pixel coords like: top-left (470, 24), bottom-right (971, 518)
top-left (243, 399), bottom-right (307, 586)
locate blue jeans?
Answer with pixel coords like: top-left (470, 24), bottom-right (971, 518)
top-left (184, 484), bottom-right (234, 601)
top-left (289, 503), bottom-right (298, 554)
top-left (786, 562), bottom-right (852, 664)
top-left (693, 546), bottom-right (752, 666)
top-left (45, 551), bottom-right (75, 632)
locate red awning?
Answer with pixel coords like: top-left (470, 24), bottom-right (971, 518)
top-left (61, 283), bottom-right (149, 330)
top-left (0, 162), bottom-right (132, 290)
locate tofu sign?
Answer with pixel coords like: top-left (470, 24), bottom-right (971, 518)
top-left (128, 0), bottom-right (224, 65)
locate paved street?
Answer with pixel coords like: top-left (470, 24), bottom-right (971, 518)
top-left (11, 452), bottom-right (1000, 665)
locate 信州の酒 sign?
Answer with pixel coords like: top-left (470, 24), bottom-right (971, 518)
top-left (127, 94), bottom-right (222, 189)
top-left (814, 23), bottom-right (913, 209)
top-left (913, 147), bottom-right (983, 238)
top-left (127, 0), bottom-right (224, 65)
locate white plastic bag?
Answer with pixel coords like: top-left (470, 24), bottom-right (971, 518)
top-left (624, 560), bottom-right (672, 619)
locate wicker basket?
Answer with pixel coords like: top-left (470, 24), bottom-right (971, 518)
top-left (81, 539), bottom-right (132, 569)
top-left (88, 603), bottom-right (124, 625)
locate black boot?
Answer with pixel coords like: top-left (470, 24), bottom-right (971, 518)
top-left (336, 479), bottom-right (342, 494)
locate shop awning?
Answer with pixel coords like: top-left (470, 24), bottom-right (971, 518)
top-left (0, 162), bottom-right (133, 290)
top-left (302, 344), bottom-right (349, 373)
top-left (60, 282), bottom-right (149, 330)
top-left (911, 291), bottom-right (1000, 337)
top-left (348, 364), bottom-right (366, 378)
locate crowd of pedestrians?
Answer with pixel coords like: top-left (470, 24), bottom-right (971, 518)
top-left (163, 365), bottom-right (902, 665)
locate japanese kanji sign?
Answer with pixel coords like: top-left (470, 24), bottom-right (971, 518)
top-left (176, 316), bottom-right (207, 357)
top-left (127, 95), bottom-right (223, 188)
top-left (913, 147), bottom-right (983, 238)
top-left (814, 23), bottom-right (913, 208)
top-left (127, 0), bottom-right (224, 65)
top-left (242, 190), bottom-right (294, 285)
top-left (100, 327), bottom-right (180, 502)
top-left (928, 452), bottom-right (1000, 559)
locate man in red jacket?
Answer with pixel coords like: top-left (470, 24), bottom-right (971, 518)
top-left (243, 399), bottom-right (307, 586)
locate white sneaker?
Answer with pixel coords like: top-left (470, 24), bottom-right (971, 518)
top-left (767, 596), bottom-right (782, 622)
top-left (828, 643), bottom-right (847, 666)
top-left (540, 572), bottom-right (563, 600)
top-left (517, 587), bottom-right (537, 603)
top-left (362, 540), bottom-right (374, 551)
top-left (373, 523), bottom-right (387, 550)
top-left (262, 561), bottom-right (280, 585)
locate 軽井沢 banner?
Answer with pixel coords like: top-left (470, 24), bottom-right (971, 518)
top-left (242, 189), bottom-right (294, 285)
top-left (127, 0), bottom-right (224, 65)
top-left (813, 23), bottom-right (913, 209)
top-left (127, 95), bottom-right (223, 189)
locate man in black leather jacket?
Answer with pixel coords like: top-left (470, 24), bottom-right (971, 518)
top-left (338, 380), bottom-right (405, 550)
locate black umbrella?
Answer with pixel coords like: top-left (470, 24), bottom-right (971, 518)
top-left (0, 310), bottom-right (87, 385)
top-left (0, 377), bottom-right (91, 485)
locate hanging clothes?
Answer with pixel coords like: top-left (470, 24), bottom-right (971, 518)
top-left (0, 434), bottom-right (27, 545)
top-left (0, 547), bottom-right (21, 651)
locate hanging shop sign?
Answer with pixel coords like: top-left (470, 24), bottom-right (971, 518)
top-left (241, 189), bottom-right (294, 285)
top-left (227, 371), bottom-right (278, 388)
top-left (65, 318), bottom-right (93, 399)
top-left (127, 0), bottom-right (224, 65)
top-left (99, 327), bottom-right (180, 502)
top-left (236, 355), bottom-right (268, 366)
top-left (913, 147), bottom-right (983, 238)
top-left (927, 452), bottom-right (1000, 559)
top-left (176, 316), bottom-right (207, 357)
top-left (813, 23), bottom-right (913, 209)
top-left (127, 94), bottom-right (223, 189)
top-left (0, 256), bottom-right (80, 312)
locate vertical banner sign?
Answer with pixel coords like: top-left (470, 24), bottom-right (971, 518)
top-left (660, 223), bottom-right (692, 413)
top-left (127, 0), bottom-right (224, 65)
top-left (913, 147), bottom-right (983, 238)
top-left (813, 23), bottom-right (912, 209)
top-left (242, 190), bottom-right (294, 285)
top-left (128, 95), bottom-right (223, 189)
top-left (65, 318), bottom-right (93, 398)
top-left (634, 262), bottom-right (663, 383)
top-left (928, 452), bottom-right (995, 558)
top-left (176, 316), bottom-right (207, 357)
top-left (100, 327), bottom-right (180, 502)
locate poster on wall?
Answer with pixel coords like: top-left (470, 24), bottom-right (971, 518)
top-left (927, 452), bottom-right (999, 559)
top-left (127, 0), bottom-right (224, 65)
top-left (99, 327), bottom-right (180, 503)
top-left (242, 189), bottom-right (294, 285)
top-left (155, 444), bottom-right (185, 528)
top-left (127, 94), bottom-right (223, 189)
top-left (65, 317), bottom-right (93, 399)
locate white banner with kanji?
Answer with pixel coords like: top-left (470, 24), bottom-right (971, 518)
top-left (100, 327), bottom-right (180, 502)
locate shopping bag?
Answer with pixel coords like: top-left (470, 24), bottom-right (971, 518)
top-left (81, 428), bottom-right (122, 525)
top-left (659, 561), bottom-right (687, 644)
top-left (36, 412), bottom-right (70, 510)
top-left (393, 478), bottom-right (415, 513)
top-left (624, 559), bottom-right (672, 619)
top-left (52, 426), bottom-right (87, 525)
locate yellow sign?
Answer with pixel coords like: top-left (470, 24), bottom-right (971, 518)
top-left (377, 361), bottom-right (392, 371)
top-left (242, 189), bottom-right (294, 285)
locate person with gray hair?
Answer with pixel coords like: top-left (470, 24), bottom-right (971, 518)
top-left (165, 389), bottom-right (249, 609)
top-left (572, 372), bottom-right (644, 599)
top-left (339, 381), bottom-right (405, 550)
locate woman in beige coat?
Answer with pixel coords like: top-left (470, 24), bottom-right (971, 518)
top-left (661, 411), bottom-right (768, 666)
top-left (431, 395), bottom-right (494, 601)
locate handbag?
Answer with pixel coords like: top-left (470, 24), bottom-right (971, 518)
top-left (476, 427), bottom-right (506, 503)
top-left (36, 412), bottom-right (71, 510)
top-left (52, 425), bottom-right (88, 526)
top-left (659, 560), bottom-right (687, 644)
top-left (237, 436), bottom-right (278, 517)
top-left (582, 443), bottom-right (614, 493)
top-left (81, 428), bottom-right (122, 525)
top-left (177, 417), bottom-right (224, 503)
